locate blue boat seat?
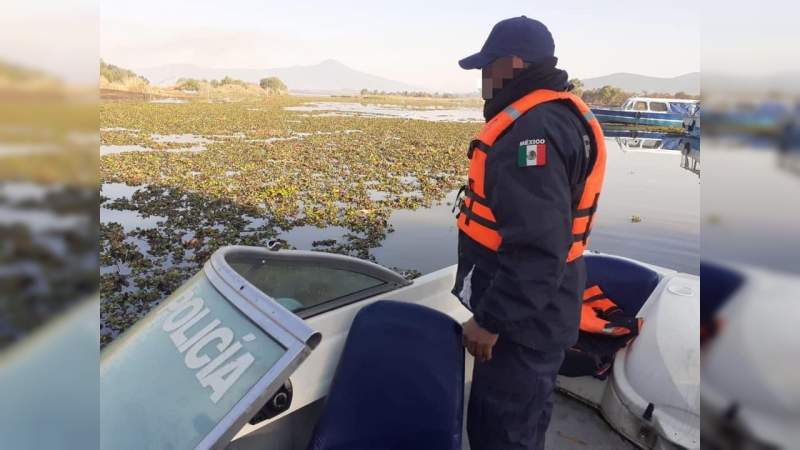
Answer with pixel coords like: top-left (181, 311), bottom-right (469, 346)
top-left (560, 254), bottom-right (662, 378)
top-left (699, 262), bottom-right (743, 342)
top-left (308, 300), bottom-right (464, 450)
top-left (584, 254), bottom-right (660, 315)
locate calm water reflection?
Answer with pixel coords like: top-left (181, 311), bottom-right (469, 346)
top-left (370, 137), bottom-right (700, 275)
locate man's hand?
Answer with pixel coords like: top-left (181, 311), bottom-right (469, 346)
top-left (462, 317), bottom-right (499, 362)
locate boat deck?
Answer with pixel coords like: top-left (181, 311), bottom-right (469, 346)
top-left (230, 388), bottom-right (640, 450)
top-left (543, 392), bottom-right (638, 450)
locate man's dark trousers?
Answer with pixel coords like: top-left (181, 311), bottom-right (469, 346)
top-left (467, 337), bottom-right (565, 450)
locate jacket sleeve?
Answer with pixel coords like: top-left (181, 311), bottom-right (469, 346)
top-left (472, 107), bottom-right (575, 343)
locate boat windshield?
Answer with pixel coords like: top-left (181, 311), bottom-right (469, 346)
top-left (224, 249), bottom-right (409, 317)
top-left (668, 102), bottom-right (698, 115)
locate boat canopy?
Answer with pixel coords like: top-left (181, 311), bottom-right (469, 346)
top-left (621, 97), bottom-right (699, 115)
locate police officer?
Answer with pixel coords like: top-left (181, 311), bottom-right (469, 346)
top-left (453, 16), bottom-right (607, 450)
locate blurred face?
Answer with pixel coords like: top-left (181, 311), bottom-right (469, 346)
top-left (482, 56), bottom-right (526, 100)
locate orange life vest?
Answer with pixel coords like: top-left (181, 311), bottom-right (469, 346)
top-left (456, 89), bottom-right (606, 262)
top-left (580, 285), bottom-right (633, 336)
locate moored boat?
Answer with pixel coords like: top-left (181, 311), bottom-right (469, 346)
top-left (604, 129), bottom-right (685, 152)
top-left (592, 97), bottom-right (700, 129)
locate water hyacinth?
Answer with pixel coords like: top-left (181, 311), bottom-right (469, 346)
top-left (100, 96), bottom-right (480, 344)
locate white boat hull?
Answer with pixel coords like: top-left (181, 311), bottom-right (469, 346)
top-left (230, 253), bottom-right (699, 450)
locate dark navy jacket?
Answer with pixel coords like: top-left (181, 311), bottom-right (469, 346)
top-left (452, 89), bottom-right (594, 352)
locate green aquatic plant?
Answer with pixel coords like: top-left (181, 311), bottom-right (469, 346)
top-left (100, 96), bottom-right (479, 344)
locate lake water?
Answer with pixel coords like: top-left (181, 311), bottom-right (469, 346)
top-left (702, 141), bottom-right (800, 275)
top-left (590, 138), bottom-right (699, 274)
top-left (372, 137), bottom-right (700, 275)
top-left (100, 138), bottom-right (699, 275)
top-left (284, 102), bottom-right (483, 122)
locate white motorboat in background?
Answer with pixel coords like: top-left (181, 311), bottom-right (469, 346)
top-left (592, 98), bottom-right (700, 129)
top-left (100, 245), bottom-right (700, 450)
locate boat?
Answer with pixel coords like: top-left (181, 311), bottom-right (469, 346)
top-left (100, 245), bottom-right (700, 450)
top-left (701, 262), bottom-right (799, 449)
top-left (592, 97), bottom-right (700, 129)
top-left (603, 129), bottom-right (685, 152)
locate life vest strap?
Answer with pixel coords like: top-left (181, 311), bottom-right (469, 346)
top-left (467, 139), bottom-right (490, 159)
top-left (459, 202), bottom-right (498, 230)
top-left (583, 293), bottom-right (606, 303)
top-left (572, 232), bottom-right (590, 242)
top-left (574, 203), bottom-right (598, 218)
top-left (464, 187), bottom-right (487, 203)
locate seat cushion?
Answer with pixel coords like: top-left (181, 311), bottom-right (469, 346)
top-left (308, 300), bottom-right (464, 450)
top-left (699, 261), bottom-right (743, 326)
top-left (584, 254), bottom-right (660, 315)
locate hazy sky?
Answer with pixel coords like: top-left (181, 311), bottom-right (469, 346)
top-left (6, 1), bottom-right (798, 90)
top-left (1, 0), bottom-right (97, 84)
top-left (98, 1), bottom-right (703, 92)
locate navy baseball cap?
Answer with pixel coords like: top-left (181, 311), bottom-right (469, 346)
top-left (459, 16), bottom-right (555, 70)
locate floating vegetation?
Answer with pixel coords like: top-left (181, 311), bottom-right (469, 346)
top-left (1, 100), bottom-right (98, 350)
top-left (100, 96), bottom-right (480, 345)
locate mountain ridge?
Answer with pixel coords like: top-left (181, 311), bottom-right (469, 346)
top-left (136, 59), bottom-right (423, 94)
top-left (133, 59), bottom-right (700, 95)
top-left (580, 72), bottom-right (700, 94)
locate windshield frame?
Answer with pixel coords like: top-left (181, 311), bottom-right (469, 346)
top-left (192, 247), bottom-right (324, 449)
top-left (218, 246), bottom-right (411, 319)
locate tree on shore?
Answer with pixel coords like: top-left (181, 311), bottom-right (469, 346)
top-left (176, 78), bottom-right (200, 91)
top-left (100, 59), bottom-right (149, 85)
top-left (569, 78), bottom-right (584, 98)
top-left (569, 78), bottom-right (700, 106)
top-left (581, 85), bottom-right (628, 106)
top-left (260, 77), bottom-right (287, 93)
top-left (220, 76), bottom-right (247, 87)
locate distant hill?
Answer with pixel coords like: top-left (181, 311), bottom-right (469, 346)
top-left (703, 72), bottom-right (800, 96)
top-left (581, 72), bottom-right (700, 95)
top-left (136, 59), bottom-right (422, 94)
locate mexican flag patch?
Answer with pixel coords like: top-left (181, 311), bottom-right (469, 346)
top-left (518, 139), bottom-right (547, 167)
